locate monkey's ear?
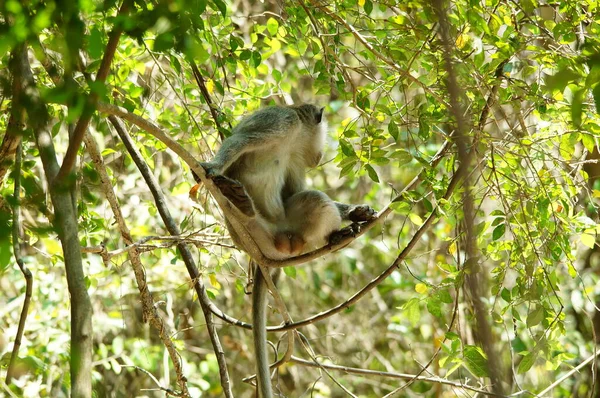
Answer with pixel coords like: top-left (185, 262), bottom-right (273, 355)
top-left (316, 107), bottom-right (325, 124)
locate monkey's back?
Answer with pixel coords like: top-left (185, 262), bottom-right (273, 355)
top-left (231, 106), bottom-right (300, 138)
top-left (225, 107), bottom-right (304, 222)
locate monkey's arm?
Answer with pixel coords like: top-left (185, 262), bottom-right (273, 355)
top-left (201, 134), bottom-right (261, 176)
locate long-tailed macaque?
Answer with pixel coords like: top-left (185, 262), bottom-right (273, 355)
top-left (201, 104), bottom-right (375, 397)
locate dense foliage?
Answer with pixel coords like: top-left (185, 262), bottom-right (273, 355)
top-left (1, 0), bottom-right (600, 396)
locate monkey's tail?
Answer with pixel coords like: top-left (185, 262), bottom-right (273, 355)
top-left (252, 262), bottom-right (273, 398)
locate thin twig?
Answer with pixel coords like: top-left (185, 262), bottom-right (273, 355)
top-left (190, 61), bottom-right (228, 140)
top-left (84, 132), bottom-right (191, 396)
top-left (6, 143), bottom-right (33, 384)
top-left (81, 233), bottom-right (234, 258)
top-left (122, 365), bottom-right (184, 397)
top-left (536, 350), bottom-right (600, 396)
top-left (290, 356), bottom-right (504, 396)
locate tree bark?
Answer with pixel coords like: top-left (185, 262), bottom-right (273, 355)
top-left (13, 45), bottom-right (93, 398)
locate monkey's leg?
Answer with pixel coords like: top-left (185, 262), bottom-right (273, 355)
top-left (212, 175), bottom-right (256, 217)
top-left (282, 190), bottom-right (342, 253)
top-left (334, 202), bottom-right (377, 222)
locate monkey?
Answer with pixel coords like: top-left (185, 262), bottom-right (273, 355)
top-left (200, 104), bottom-right (375, 397)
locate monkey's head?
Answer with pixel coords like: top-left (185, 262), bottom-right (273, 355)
top-left (291, 104), bottom-right (327, 167)
top-left (293, 104), bottom-right (325, 126)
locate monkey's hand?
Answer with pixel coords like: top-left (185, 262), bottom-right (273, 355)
top-left (212, 175), bottom-right (256, 217)
top-left (348, 205), bottom-right (377, 223)
top-left (328, 223), bottom-right (361, 246)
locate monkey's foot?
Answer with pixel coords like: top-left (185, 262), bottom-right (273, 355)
top-left (329, 223), bottom-right (360, 246)
top-left (348, 205), bottom-right (377, 223)
top-left (212, 175), bottom-right (255, 217)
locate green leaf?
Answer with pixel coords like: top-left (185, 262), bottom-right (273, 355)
top-left (408, 213), bottom-right (423, 226)
top-left (283, 266), bottom-right (297, 278)
top-left (390, 201), bottom-right (411, 215)
top-left (251, 51), bottom-right (262, 68)
top-left (365, 164), bottom-right (380, 183)
top-left (437, 289), bottom-right (453, 304)
top-left (463, 345), bottom-right (489, 377)
top-left (526, 307), bottom-right (544, 327)
top-left (210, 0), bottom-right (227, 16)
top-left (544, 67), bottom-right (579, 93)
top-left (266, 17), bottom-right (279, 36)
top-left (593, 84), bottom-right (600, 115)
top-left (154, 32), bottom-right (175, 52)
top-left (0, 238), bottom-right (11, 272)
top-left (391, 149), bottom-right (412, 165)
top-left (402, 298), bottom-right (421, 327)
top-left (517, 351), bottom-right (537, 374)
top-left (364, 0), bottom-right (373, 15)
top-left (571, 88), bottom-right (584, 128)
top-left (582, 134), bottom-right (596, 153)
top-left (239, 49), bottom-right (251, 60)
top-left (339, 139), bottom-right (356, 157)
top-left (492, 224), bottom-right (505, 241)
top-left (581, 233), bottom-right (596, 249)
top-left (426, 297), bottom-right (442, 318)
top-left (88, 27), bottom-right (104, 59)
top-left (388, 120), bottom-right (399, 141)
top-left (501, 288), bottom-right (511, 302)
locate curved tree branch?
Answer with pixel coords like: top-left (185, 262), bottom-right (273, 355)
top-left (95, 101), bottom-right (458, 333)
top-left (95, 101), bottom-right (454, 269)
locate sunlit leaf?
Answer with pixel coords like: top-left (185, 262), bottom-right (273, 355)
top-left (463, 346), bottom-right (489, 377)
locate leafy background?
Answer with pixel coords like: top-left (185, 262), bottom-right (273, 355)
top-left (1, 0), bottom-right (600, 396)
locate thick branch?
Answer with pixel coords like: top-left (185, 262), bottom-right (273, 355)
top-left (17, 44), bottom-right (94, 398)
top-left (432, 0), bottom-right (506, 393)
top-left (108, 116), bottom-right (234, 397)
top-left (0, 41), bottom-right (28, 186)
